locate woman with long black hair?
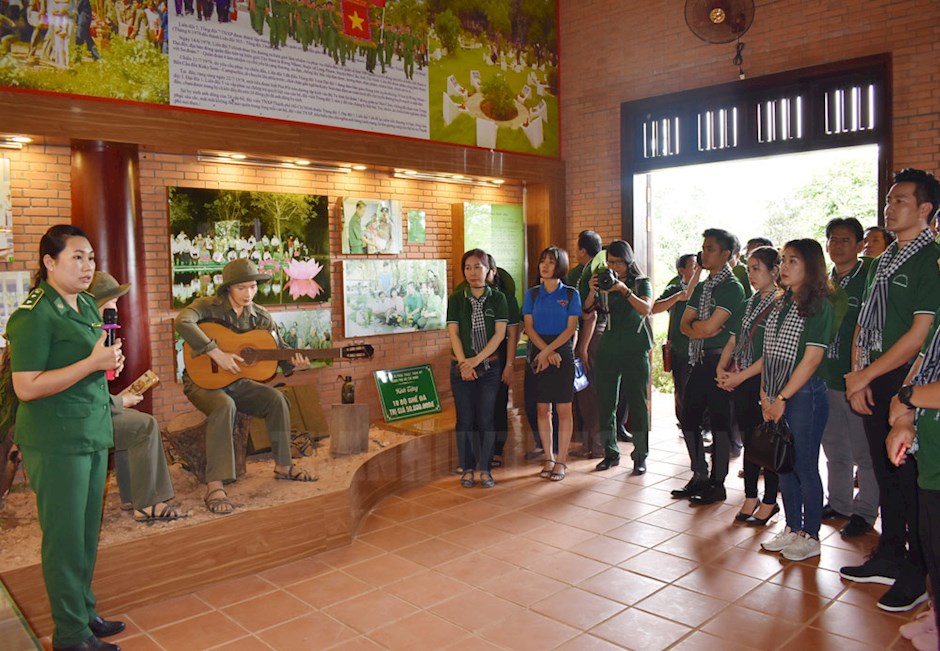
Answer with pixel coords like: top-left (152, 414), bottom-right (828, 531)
top-left (758, 239), bottom-right (833, 561)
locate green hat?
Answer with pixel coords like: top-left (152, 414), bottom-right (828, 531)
top-left (217, 259), bottom-right (271, 295)
top-left (88, 271), bottom-right (131, 307)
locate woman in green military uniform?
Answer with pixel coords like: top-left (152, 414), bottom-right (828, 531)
top-left (582, 240), bottom-right (653, 475)
top-left (6, 225), bottom-right (126, 651)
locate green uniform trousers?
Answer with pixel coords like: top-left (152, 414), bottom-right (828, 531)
top-left (595, 350), bottom-right (650, 462)
top-left (183, 377), bottom-right (291, 482)
top-left (113, 409), bottom-right (174, 510)
top-left (22, 447), bottom-right (107, 648)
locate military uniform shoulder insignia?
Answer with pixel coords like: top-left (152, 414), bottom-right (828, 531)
top-left (18, 287), bottom-right (44, 311)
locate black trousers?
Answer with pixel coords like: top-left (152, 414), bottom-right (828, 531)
top-left (862, 365), bottom-right (924, 572)
top-left (680, 354), bottom-right (733, 482)
top-left (734, 375), bottom-right (779, 502)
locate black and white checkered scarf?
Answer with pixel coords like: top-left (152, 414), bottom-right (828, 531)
top-left (467, 292), bottom-right (488, 354)
top-left (761, 293), bottom-right (805, 400)
top-left (688, 264), bottom-right (733, 366)
top-left (913, 322), bottom-right (940, 427)
top-left (856, 229), bottom-right (935, 367)
top-left (826, 259), bottom-right (865, 360)
top-left (732, 290), bottom-right (776, 370)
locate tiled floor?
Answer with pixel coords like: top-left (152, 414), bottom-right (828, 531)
top-left (42, 406), bottom-right (928, 650)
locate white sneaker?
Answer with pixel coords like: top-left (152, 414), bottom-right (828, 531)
top-left (761, 526), bottom-right (797, 552)
top-left (781, 532), bottom-right (821, 561)
top-left (902, 609), bottom-right (937, 640)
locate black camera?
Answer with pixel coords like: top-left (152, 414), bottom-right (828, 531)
top-left (696, 251), bottom-right (703, 266)
top-left (596, 268), bottom-right (619, 291)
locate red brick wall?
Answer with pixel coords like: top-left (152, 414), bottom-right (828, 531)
top-left (559, 0), bottom-right (940, 245)
top-left (2, 146), bottom-right (521, 426)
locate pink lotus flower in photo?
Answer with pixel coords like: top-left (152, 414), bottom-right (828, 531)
top-left (284, 258), bottom-right (325, 300)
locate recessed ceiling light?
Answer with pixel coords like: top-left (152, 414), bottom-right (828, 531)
top-left (352, 164), bottom-right (367, 171)
top-left (452, 174), bottom-right (465, 180)
top-left (229, 153), bottom-right (247, 160)
top-left (294, 159), bottom-right (311, 166)
top-left (492, 179), bottom-right (505, 185)
top-left (403, 169), bottom-right (417, 175)
top-left (10, 136), bottom-right (32, 144)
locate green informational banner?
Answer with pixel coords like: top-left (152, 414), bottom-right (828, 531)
top-left (374, 364), bottom-right (442, 422)
top-left (463, 202), bottom-right (525, 309)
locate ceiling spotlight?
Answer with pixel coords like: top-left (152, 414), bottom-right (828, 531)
top-left (10, 136), bottom-right (32, 144)
top-left (352, 164), bottom-right (368, 171)
top-left (492, 179), bottom-right (505, 185)
top-left (452, 174), bottom-right (465, 180)
top-left (294, 159), bottom-right (312, 166)
top-left (229, 153), bottom-right (247, 160)
top-left (403, 169), bottom-right (418, 175)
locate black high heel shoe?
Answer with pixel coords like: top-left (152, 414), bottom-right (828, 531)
top-left (734, 502), bottom-right (759, 522)
top-left (745, 503), bottom-right (780, 526)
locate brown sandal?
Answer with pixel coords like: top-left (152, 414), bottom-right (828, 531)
top-left (204, 488), bottom-right (234, 515)
top-left (135, 503), bottom-right (187, 523)
top-left (274, 465), bottom-right (319, 482)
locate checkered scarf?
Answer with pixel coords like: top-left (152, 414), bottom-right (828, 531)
top-left (732, 290), bottom-right (776, 370)
top-left (913, 321), bottom-right (940, 428)
top-left (827, 260), bottom-right (865, 360)
top-left (467, 292), bottom-right (488, 355)
top-left (856, 229), bottom-right (935, 367)
top-left (688, 264), bottom-right (733, 365)
top-left (761, 293), bottom-right (806, 400)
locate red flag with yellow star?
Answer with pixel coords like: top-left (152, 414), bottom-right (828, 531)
top-left (341, 0), bottom-right (372, 42)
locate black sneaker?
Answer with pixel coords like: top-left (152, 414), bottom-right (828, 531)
top-left (822, 503), bottom-right (849, 520)
top-left (839, 514), bottom-right (873, 538)
top-left (689, 482), bottom-right (727, 505)
top-left (670, 478), bottom-right (707, 499)
top-left (839, 550), bottom-right (900, 585)
top-left (877, 571), bottom-right (928, 612)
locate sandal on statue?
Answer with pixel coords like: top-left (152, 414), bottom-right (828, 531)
top-left (539, 461), bottom-right (555, 479)
top-left (550, 462), bottom-right (567, 482)
top-left (460, 470), bottom-right (476, 488)
top-left (134, 503), bottom-right (187, 523)
top-left (204, 488), bottom-right (234, 516)
top-left (274, 465), bottom-right (318, 482)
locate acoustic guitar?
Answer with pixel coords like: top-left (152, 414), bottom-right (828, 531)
top-left (183, 321), bottom-right (374, 390)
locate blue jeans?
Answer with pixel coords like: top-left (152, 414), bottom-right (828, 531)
top-left (779, 375), bottom-right (829, 538)
top-left (451, 361), bottom-right (501, 472)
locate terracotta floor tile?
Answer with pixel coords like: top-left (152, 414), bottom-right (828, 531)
top-left (440, 635), bottom-right (505, 650)
top-left (209, 635), bottom-right (273, 651)
top-left (605, 520), bottom-right (677, 548)
top-left (562, 489), bottom-right (629, 510)
top-left (484, 509), bottom-right (552, 535)
top-left (221, 589), bottom-right (313, 632)
top-left (355, 512), bottom-right (397, 535)
top-left (554, 633), bottom-right (628, 650)
top-left (408, 512), bottom-right (473, 536)
top-left (316, 541), bottom-right (386, 569)
top-left (571, 534), bottom-right (646, 565)
top-left (836, 580), bottom-right (899, 612)
top-left (653, 531), bottom-right (733, 564)
top-left (125, 593), bottom-right (212, 631)
top-left (673, 565), bottom-right (763, 603)
top-left (532, 586), bottom-right (626, 630)
top-left (195, 573), bottom-right (278, 609)
top-left (635, 584), bottom-right (728, 628)
top-left (636, 506), bottom-right (699, 533)
top-left (257, 612), bottom-right (359, 651)
top-left (700, 604), bottom-right (804, 650)
top-left (480, 566), bottom-right (567, 606)
top-left (481, 534), bottom-right (561, 568)
top-left (590, 606), bottom-right (691, 650)
top-left (429, 588), bottom-right (527, 631)
top-left (618, 549), bottom-right (699, 583)
top-left (382, 569), bottom-right (473, 609)
top-left (286, 571), bottom-right (373, 609)
top-left (148, 610), bottom-right (249, 650)
top-left (256, 556), bottom-right (332, 587)
top-left (342, 553), bottom-right (425, 587)
top-left (523, 521), bottom-right (598, 549)
top-left (106, 635), bottom-right (163, 651)
top-left (776, 626), bottom-right (883, 650)
top-left (393, 537), bottom-right (472, 568)
top-left (768, 564), bottom-right (848, 599)
top-left (444, 499), bottom-right (511, 523)
top-left (357, 523), bottom-right (435, 551)
top-left (438, 523), bottom-right (517, 551)
top-left (325, 636), bottom-right (386, 650)
top-left (670, 630), bottom-right (761, 650)
top-left (812, 599), bottom-right (907, 647)
top-left (539, 549), bottom-right (608, 584)
top-left (367, 611), bottom-right (472, 650)
top-left (577, 567), bottom-right (667, 605)
top-left (478, 608), bottom-right (580, 650)
top-left (707, 547), bottom-right (786, 581)
top-left (323, 590), bottom-right (419, 634)
top-left (370, 497), bottom-right (437, 523)
top-left (435, 551), bottom-right (518, 588)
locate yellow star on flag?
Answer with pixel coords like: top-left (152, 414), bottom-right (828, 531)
top-left (349, 10), bottom-right (364, 31)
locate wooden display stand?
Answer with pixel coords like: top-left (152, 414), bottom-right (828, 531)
top-left (164, 410), bottom-right (251, 483)
top-left (329, 403), bottom-right (370, 455)
top-left (247, 383), bottom-right (328, 453)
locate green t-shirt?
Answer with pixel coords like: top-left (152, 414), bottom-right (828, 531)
top-left (445, 286), bottom-right (509, 359)
top-left (915, 311), bottom-right (940, 489)
top-left (566, 263), bottom-right (585, 289)
top-left (657, 281), bottom-right (689, 359)
top-left (685, 273), bottom-right (746, 351)
top-left (766, 296), bottom-right (833, 371)
top-left (733, 263), bottom-right (753, 298)
top-left (862, 242), bottom-right (940, 363)
top-left (597, 277), bottom-right (653, 354)
top-left (454, 279), bottom-right (520, 325)
top-left (818, 258), bottom-right (871, 390)
top-left (727, 292), bottom-right (773, 365)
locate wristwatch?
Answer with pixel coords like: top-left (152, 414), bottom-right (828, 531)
top-left (898, 384), bottom-right (916, 409)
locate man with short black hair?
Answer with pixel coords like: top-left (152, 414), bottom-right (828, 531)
top-left (862, 225), bottom-right (896, 259)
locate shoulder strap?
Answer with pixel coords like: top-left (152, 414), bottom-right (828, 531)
top-left (567, 286), bottom-right (575, 303)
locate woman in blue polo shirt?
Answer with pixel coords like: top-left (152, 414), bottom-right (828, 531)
top-left (523, 246), bottom-right (581, 481)
top-left (446, 249), bottom-right (508, 489)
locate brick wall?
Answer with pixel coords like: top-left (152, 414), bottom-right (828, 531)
top-left (3, 146), bottom-right (522, 426)
top-left (559, 0), bottom-right (940, 246)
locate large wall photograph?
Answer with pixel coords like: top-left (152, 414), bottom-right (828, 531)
top-left (342, 259), bottom-right (445, 337)
top-left (169, 186), bottom-right (331, 307)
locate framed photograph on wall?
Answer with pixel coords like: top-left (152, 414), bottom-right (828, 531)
top-left (271, 308), bottom-right (334, 368)
top-left (342, 259), bottom-right (446, 337)
top-left (407, 209), bottom-right (426, 243)
top-left (0, 159), bottom-right (13, 261)
top-left (0, 271), bottom-right (33, 346)
top-left (169, 187), bottom-right (331, 308)
top-left (340, 198), bottom-right (402, 255)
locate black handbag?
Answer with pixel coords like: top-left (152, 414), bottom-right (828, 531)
top-left (749, 418), bottom-right (795, 474)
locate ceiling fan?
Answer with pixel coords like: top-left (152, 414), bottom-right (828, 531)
top-left (684, 0), bottom-right (755, 77)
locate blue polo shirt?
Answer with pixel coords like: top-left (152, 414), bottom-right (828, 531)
top-left (522, 282), bottom-right (581, 335)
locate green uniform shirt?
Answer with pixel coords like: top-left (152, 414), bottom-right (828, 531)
top-left (727, 292), bottom-right (772, 364)
top-left (862, 242), bottom-right (940, 363)
top-left (818, 258), bottom-right (871, 390)
top-left (597, 277), bottom-right (653, 354)
top-left (446, 286), bottom-right (509, 359)
top-left (733, 263), bottom-right (753, 298)
top-left (566, 263), bottom-right (585, 289)
top-left (454, 279), bottom-right (520, 325)
top-left (657, 281), bottom-right (689, 359)
top-left (6, 282), bottom-right (113, 454)
top-left (686, 273), bottom-right (746, 351)
top-left (769, 296), bottom-right (834, 370)
top-left (916, 311), bottom-right (940, 490)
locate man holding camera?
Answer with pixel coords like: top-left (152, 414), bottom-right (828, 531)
top-left (673, 228), bottom-right (746, 503)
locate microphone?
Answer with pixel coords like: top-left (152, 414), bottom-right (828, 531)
top-left (102, 308), bottom-right (120, 381)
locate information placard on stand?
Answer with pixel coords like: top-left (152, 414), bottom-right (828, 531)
top-left (374, 364), bottom-right (442, 422)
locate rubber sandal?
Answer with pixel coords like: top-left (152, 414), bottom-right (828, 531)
top-left (134, 503), bottom-right (187, 523)
top-left (539, 461), bottom-right (555, 479)
top-left (550, 462), bottom-right (567, 481)
top-left (480, 472), bottom-right (495, 488)
top-left (460, 470), bottom-right (475, 488)
top-left (273, 466), bottom-right (319, 482)
top-left (204, 488), bottom-right (234, 515)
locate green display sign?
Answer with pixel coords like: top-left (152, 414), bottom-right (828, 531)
top-left (374, 364), bottom-right (442, 422)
